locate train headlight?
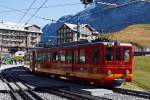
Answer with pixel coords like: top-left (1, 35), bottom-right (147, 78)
top-left (107, 70), bottom-right (112, 75)
top-left (125, 70), bottom-right (129, 75)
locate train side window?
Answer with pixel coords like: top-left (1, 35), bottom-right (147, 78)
top-left (25, 55), bottom-right (30, 61)
top-left (30, 55), bottom-right (32, 61)
top-left (59, 51), bottom-right (65, 62)
top-left (47, 53), bottom-right (52, 62)
top-left (80, 49), bottom-right (85, 64)
top-left (123, 48), bottom-right (130, 62)
top-left (36, 54), bottom-right (45, 62)
top-left (116, 48), bottom-right (121, 61)
top-left (74, 50), bottom-right (78, 64)
top-left (93, 48), bottom-right (99, 64)
top-left (66, 50), bottom-right (72, 63)
top-left (106, 47), bottom-right (113, 61)
top-left (43, 54), bottom-right (46, 62)
top-left (52, 52), bottom-right (58, 61)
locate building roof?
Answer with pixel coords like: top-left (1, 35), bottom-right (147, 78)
top-left (0, 21), bottom-right (41, 33)
top-left (25, 24), bottom-right (40, 29)
top-left (64, 23), bottom-right (99, 34)
top-left (64, 23), bottom-right (77, 31)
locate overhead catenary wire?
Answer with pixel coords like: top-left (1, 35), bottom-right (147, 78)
top-left (0, 2), bottom-right (82, 24)
top-left (24, 0), bottom-right (48, 25)
top-left (0, 3), bottom-right (82, 14)
top-left (18, 0), bottom-right (37, 23)
top-left (0, 4), bottom-right (56, 22)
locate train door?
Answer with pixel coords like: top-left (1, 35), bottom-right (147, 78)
top-left (77, 48), bottom-right (87, 76)
top-left (114, 46), bottom-right (132, 75)
top-left (89, 44), bottom-right (101, 74)
top-left (34, 50), bottom-right (39, 70)
top-left (57, 49), bottom-right (66, 74)
top-left (122, 47), bottom-right (132, 76)
top-left (72, 49), bottom-right (79, 74)
top-left (29, 51), bottom-right (35, 72)
top-left (104, 46), bottom-right (114, 67)
top-left (72, 47), bottom-right (87, 76)
top-left (24, 52), bottom-right (32, 69)
top-left (114, 47), bottom-right (123, 75)
top-left (65, 49), bottom-right (73, 76)
top-left (34, 50), bottom-right (45, 70)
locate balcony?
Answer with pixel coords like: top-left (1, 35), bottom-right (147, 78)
top-left (0, 44), bottom-right (26, 47)
top-left (11, 39), bottom-right (23, 42)
top-left (31, 35), bottom-right (37, 38)
top-left (31, 40), bottom-right (37, 43)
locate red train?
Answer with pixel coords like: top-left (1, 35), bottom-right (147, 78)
top-left (25, 40), bottom-right (133, 86)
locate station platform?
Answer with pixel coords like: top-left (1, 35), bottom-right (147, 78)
top-left (0, 64), bottom-right (24, 70)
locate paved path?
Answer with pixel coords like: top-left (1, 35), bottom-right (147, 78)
top-left (0, 64), bottom-right (24, 70)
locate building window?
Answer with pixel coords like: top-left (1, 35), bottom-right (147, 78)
top-left (64, 25), bottom-right (66, 28)
top-left (62, 33), bottom-right (64, 37)
top-left (58, 30), bottom-right (61, 34)
top-left (61, 29), bottom-right (63, 33)
top-left (67, 29), bottom-right (69, 33)
top-left (64, 29), bottom-right (67, 33)
top-left (69, 39), bottom-right (71, 42)
top-left (80, 49), bottom-right (86, 64)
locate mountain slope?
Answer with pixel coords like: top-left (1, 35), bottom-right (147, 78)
top-left (112, 24), bottom-right (150, 47)
top-left (42, 1), bottom-right (150, 43)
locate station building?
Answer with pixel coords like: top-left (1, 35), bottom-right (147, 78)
top-left (0, 21), bottom-right (41, 54)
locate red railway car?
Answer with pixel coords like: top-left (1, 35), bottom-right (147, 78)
top-left (25, 40), bottom-right (133, 86)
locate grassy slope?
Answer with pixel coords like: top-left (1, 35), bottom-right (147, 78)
top-left (122, 56), bottom-right (150, 90)
top-left (112, 24), bottom-right (150, 47)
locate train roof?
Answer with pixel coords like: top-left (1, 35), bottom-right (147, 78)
top-left (32, 39), bottom-right (132, 51)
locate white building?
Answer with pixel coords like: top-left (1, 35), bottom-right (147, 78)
top-left (0, 21), bottom-right (42, 54)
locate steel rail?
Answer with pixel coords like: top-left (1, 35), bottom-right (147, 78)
top-left (19, 66), bottom-right (150, 99)
top-left (34, 87), bottom-right (111, 100)
top-left (2, 70), bottom-right (44, 100)
top-left (15, 67), bottom-right (112, 100)
top-left (113, 88), bottom-right (150, 99)
top-left (0, 74), bottom-right (18, 100)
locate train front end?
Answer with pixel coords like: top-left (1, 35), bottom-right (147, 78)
top-left (102, 42), bottom-right (133, 86)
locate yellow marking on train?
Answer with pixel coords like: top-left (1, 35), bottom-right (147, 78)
top-left (72, 72), bottom-right (132, 79)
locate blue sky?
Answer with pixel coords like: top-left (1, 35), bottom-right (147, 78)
top-left (0, 0), bottom-right (84, 27)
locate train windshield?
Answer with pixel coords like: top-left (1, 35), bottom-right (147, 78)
top-left (25, 54), bottom-right (32, 62)
top-left (123, 48), bottom-right (130, 62)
